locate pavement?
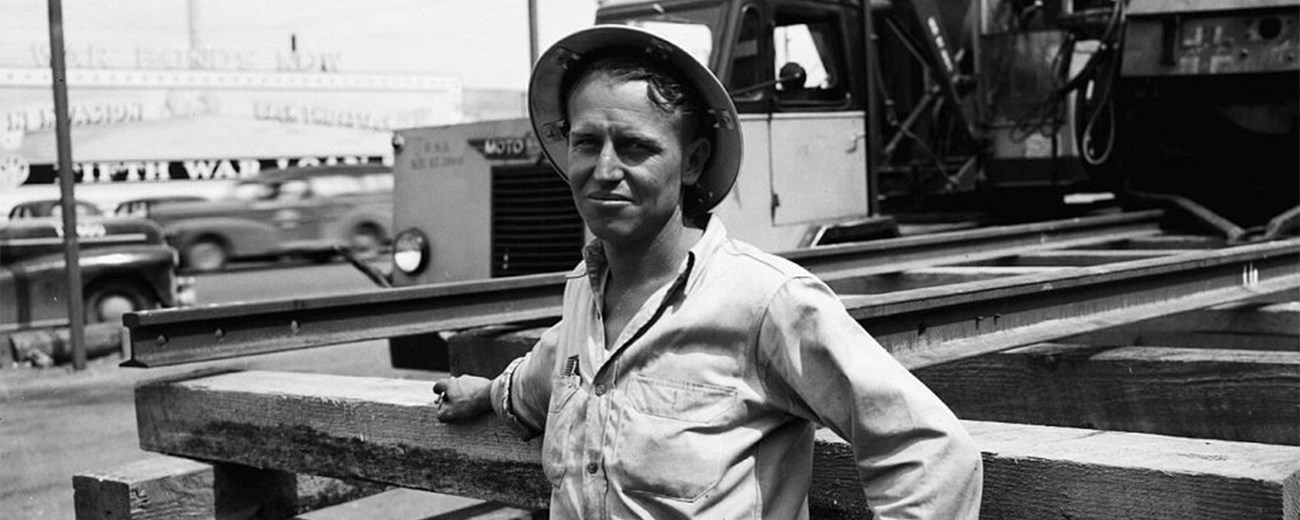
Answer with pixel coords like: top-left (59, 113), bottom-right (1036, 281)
top-left (0, 339), bottom-right (444, 520)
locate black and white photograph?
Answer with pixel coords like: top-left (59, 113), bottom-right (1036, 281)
top-left (2, 0), bottom-right (1297, 519)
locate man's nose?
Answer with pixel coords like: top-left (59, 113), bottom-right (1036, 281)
top-left (593, 141), bottom-right (622, 182)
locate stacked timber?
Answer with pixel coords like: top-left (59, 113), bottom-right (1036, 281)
top-left (78, 222), bottom-right (1300, 519)
top-left (105, 295), bottom-right (1300, 520)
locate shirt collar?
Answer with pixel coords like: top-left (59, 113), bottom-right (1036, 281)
top-left (581, 215), bottom-right (729, 299)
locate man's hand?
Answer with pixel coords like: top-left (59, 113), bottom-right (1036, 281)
top-left (432, 375), bottom-right (494, 422)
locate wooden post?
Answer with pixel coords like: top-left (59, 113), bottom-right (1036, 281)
top-left (73, 456), bottom-right (296, 520)
top-left (73, 455), bottom-right (386, 520)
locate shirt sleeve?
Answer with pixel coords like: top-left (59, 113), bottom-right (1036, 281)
top-left (756, 276), bottom-right (983, 520)
top-left (489, 321), bottom-right (562, 438)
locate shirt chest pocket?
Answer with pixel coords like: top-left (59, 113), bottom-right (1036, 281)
top-left (613, 374), bottom-right (740, 502)
top-left (625, 373), bottom-right (738, 423)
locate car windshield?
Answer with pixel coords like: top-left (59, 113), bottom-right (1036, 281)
top-left (310, 175), bottom-right (363, 197)
top-left (230, 181), bottom-right (277, 201)
top-left (48, 203), bottom-right (99, 219)
top-left (598, 2), bottom-right (726, 70)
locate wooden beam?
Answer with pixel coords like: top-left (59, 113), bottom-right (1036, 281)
top-left (825, 266), bottom-right (1066, 295)
top-left (136, 371), bottom-right (1300, 519)
top-left (1123, 234), bottom-right (1224, 249)
top-left (135, 370), bottom-right (551, 510)
top-left (295, 488), bottom-right (532, 520)
top-left (992, 249), bottom-right (1200, 266)
top-left (957, 422), bottom-right (1299, 520)
top-left (915, 343), bottom-right (1300, 445)
top-left (72, 454), bottom-right (386, 520)
top-left (1063, 303), bottom-right (1300, 351)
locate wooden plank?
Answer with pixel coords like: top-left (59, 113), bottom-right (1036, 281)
top-left (1064, 303), bottom-right (1300, 350)
top-left (825, 266), bottom-right (1067, 295)
top-left (73, 455), bottom-right (296, 520)
top-left (295, 488), bottom-right (532, 520)
top-left (915, 343), bottom-right (1300, 445)
top-left (1122, 234), bottom-right (1225, 250)
top-left (135, 370), bottom-right (551, 510)
top-left (136, 371), bottom-right (1300, 519)
top-left (994, 249), bottom-right (1200, 266)
top-left (957, 422), bottom-right (1300, 520)
top-left (72, 454), bottom-right (385, 520)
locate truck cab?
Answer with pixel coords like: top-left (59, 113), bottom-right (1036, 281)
top-left (386, 0), bottom-right (886, 369)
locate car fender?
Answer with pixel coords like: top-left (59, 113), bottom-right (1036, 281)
top-left (163, 218), bottom-right (279, 258)
top-left (326, 196), bottom-right (392, 243)
top-left (0, 245), bottom-right (176, 330)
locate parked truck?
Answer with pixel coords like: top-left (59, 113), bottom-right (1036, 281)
top-left (385, 0), bottom-right (1298, 368)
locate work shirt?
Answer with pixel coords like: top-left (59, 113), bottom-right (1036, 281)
top-left (490, 217), bottom-right (982, 519)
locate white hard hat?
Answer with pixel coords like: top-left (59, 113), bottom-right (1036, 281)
top-left (529, 25), bottom-right (742, 216)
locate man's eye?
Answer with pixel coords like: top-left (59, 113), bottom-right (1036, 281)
top-left (619, 141), bottom-right (658, 160)
top-left (570, 138), bottom-right (599, 152)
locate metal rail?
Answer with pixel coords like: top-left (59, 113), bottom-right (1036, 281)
top-left (126, 210), bottom-right (1199, 367)
top-left (864, 239), bottom-right (1300, 369)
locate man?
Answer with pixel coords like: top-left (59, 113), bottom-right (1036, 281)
top-left (433, 25), bottom-right (982, 519)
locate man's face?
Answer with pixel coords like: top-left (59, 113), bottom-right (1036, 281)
top-left (565, 75), bottom-right (709, 246)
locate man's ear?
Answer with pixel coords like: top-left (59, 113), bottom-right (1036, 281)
top-left (682, 137), bottom-right (711, 187)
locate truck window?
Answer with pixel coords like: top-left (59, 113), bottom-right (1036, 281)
top-left (627, 20), bottom-right (714, 66)
top-left (606, 2), bottom-right (727, 67)
top-left (773, 8), bottom-right (848, 107)
top-left (729, 6), bottom-right (766, 105)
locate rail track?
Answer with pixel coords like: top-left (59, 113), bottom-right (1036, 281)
top-left (123, 209), bottom-right (1299, 368)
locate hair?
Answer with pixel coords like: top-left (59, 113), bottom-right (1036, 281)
top-left (564, 54), bottom-right (709, 143)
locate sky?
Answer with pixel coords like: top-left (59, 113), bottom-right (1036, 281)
top-left (1, 0), bottom-right (601, 90)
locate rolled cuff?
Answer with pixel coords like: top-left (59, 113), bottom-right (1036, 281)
top-left (490, 356), bottom-right (542, 440)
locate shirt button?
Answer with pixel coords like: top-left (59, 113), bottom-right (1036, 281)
top-left (594, 384), bottom-right (607, 396)
top-left (586, 462), bottom-right (599, 474)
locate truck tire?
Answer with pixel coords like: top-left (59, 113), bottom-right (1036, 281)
top-left (85, 279), bottom-right (157, 324)
top-left (184, 238), bottom-right (228, 271)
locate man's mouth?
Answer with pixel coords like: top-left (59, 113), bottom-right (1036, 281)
top-left (587, 193), bottom-right (633, 203)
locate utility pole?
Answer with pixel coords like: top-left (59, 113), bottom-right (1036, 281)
top-left (528, 0), bottom-right (539, 67)
top-left (47, 0), bottom-right (87, 370)
top-left (862, 1), bottom-right (882, 215)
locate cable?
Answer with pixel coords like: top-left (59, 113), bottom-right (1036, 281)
top-left (1073, 0), bottom-right (1126, 166)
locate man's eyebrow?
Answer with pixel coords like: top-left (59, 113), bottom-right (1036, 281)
top-left (569, 124), bottom-right (663, 144)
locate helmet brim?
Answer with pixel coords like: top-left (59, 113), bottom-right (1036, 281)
top-left (528, 25), bottom-right (741, 216)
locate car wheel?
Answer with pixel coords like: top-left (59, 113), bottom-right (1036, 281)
top-left (184, 238), bottom-right (228, 272)
top-left (348, 225), bottom-right (384, 261)
top-left (85, 280), bottom-right (157, 324)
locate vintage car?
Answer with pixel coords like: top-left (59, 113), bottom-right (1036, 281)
top-left (0, 217), bottom-right (196, 333)
top-left (147, 165), bottom-right (393, 271)
top-left (8, 199), bottom-right (102, 220)
top-left (112, 196), bottom-right (208, 219)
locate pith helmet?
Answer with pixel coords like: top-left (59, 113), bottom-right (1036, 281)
top-left (528, 25), bottom-right (742, 216)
